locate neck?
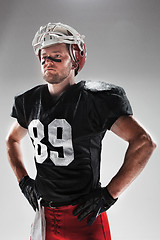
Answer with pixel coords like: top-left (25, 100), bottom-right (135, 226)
top-left (48, 78), bottom-right (76, 96)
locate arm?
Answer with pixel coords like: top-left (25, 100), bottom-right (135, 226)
top-left (72, 115), bottom-right (156, 225)
top-left (6, 120), bottom-right (39, 211)
top-left (107, 115), bottom-right (156, 198)
top-left (6, 120), bottom-right (28, 182)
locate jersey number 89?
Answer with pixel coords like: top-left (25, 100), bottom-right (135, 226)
top-left (28, 119), bottom-right (74, 166)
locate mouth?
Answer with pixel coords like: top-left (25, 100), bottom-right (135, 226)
top-left (45, 68), bottom-right (56, 72)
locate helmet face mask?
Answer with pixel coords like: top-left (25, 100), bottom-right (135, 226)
top-left (32, 22), bottom-right (87, 75)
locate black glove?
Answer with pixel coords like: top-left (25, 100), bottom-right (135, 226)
top-left (19, 175), bottom-right (40, 211)
top-left (73, 187), bottom-right (117, 225)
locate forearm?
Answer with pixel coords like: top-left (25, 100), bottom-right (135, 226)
top-left (6, 138), bottom-right (28, 182)
top-left (107, 134), bottom-right (156, 198)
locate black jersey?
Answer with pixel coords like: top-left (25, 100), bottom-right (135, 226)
top-left (11, 80), bottom-right (133, 205)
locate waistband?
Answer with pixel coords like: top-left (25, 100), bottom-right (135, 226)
top-left (40, 199), bottom-right (72, 209)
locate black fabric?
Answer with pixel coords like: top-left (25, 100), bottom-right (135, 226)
top-left (11, 81), bottom-right (133, 205)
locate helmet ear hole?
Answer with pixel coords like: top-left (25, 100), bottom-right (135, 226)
top-left (80, 51), bottom-right (84, 56)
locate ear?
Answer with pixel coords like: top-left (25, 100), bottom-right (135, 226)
top-left (72, 61), bottom-right (78, 70)
top-left (38, 50), bottom-right (41, 61)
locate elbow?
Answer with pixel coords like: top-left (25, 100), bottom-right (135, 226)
top-left (5, 133), bottom-right (10, 147)
top-left (139, 133), bottom-right (156, 153)
top-left (5, 133), bottom-right (17, 148)
top-left (5, 134), bottom-right (12, 148)
top-left (150, 139), bottom-right (157, 151)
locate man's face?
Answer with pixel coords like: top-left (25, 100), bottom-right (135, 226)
top-left (41, 43), bottom-right (74, 84)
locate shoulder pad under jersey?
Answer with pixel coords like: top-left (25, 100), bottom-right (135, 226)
top-left (83, 80), bottom-right (125, 94)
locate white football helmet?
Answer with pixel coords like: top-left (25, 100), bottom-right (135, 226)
top-left (32, 22), bottom-right (87, 74)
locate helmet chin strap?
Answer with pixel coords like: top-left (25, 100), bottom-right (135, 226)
top-left (41, 56), bottom-right (62, 65)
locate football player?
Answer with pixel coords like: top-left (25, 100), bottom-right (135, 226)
top-left (6, 22), bottom-right (156, 240)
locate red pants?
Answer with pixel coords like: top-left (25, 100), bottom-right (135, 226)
top-left (44, 205), bottom-right (111, 240)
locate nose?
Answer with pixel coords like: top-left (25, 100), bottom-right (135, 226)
top-left (42, 56), bottom-right (54, 66)
top-left (45, 57), bottom-right (54, 64)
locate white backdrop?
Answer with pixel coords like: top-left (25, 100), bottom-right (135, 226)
top-left (0, 0), bottom-right (159, 239)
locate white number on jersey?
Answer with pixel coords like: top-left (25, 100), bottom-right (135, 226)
top-left (28, 119), bottom-right (74, 166)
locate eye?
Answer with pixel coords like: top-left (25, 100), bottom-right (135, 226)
top-left (55, 54), bottom-right (61, 58)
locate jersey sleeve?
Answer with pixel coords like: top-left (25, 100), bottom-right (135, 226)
top-left (84, 81), bottom-right (133, 131)
top-left (11, 95), bottom-right (28, 129)
top-left (104, 86), bottom-right (133, 129)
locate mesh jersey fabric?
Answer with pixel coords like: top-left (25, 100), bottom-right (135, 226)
top-left (11, 80), bottom-right (133, 205)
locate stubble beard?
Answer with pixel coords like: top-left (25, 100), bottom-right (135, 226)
top-left (43, 63), bottom-right (73, 84)
top-left (43, 71), bottom-right (69, 84)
